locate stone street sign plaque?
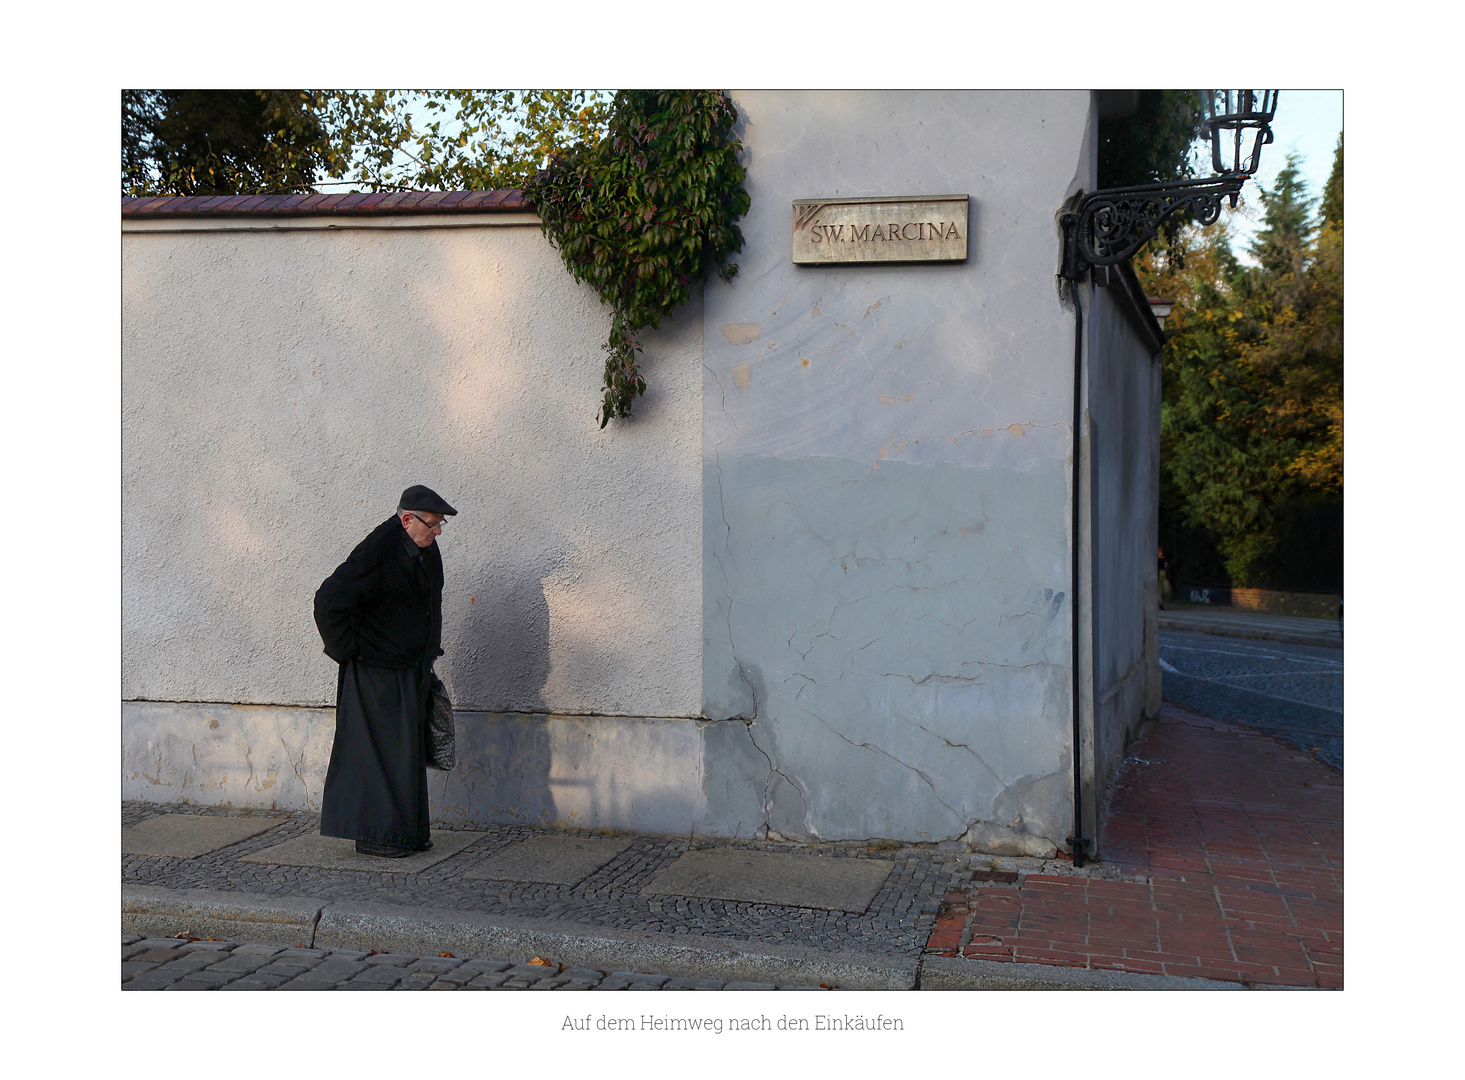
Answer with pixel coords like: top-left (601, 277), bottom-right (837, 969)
top-left (792, 194), bottom-right (968, 265)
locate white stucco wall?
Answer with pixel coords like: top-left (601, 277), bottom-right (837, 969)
top-left (123, 218), bottom-right (702, 718)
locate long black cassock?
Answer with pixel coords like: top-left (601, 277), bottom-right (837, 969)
top-left (313, 515), bottom-right (444, 849)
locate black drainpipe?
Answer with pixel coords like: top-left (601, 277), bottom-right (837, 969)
top-left (1068, 278), bottom-right (1091, 869)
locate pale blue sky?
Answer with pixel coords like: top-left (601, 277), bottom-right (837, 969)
top-left (1219, 89), bottom-right (1343, 259)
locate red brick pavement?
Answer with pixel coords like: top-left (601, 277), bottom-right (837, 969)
top-left (925, 703), bottom-right (1342, 987)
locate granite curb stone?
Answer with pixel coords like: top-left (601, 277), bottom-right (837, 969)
top-left (123, 885), bottom-right (323, 945)
top-left (310, 897), bottom-right (919, 988)
top-left (1157, 613), bottom-right (1340, 649)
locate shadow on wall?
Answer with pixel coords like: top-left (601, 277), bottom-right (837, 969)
top-left (442, 549), bottom-right (557, 713)
top-left (430, 711), bottom-right (559, 829)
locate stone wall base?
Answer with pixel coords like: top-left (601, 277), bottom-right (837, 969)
top-left (123, 701), bottom-right (707, 836)
top-left (123, 701), bottom-right (1077, 851)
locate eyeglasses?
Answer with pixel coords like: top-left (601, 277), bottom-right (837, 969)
top-left (405, 512), bottom-right (444, 532)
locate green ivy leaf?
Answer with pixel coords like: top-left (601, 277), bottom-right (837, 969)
top-left (526, 90), bottom-right (749, 426)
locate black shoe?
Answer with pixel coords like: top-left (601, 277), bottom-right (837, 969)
top-left (415, 839), bottom-right (433, 851)
top-left (355, 840), bottom-right (414, 858)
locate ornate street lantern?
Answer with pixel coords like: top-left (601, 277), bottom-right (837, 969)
top-left (1199, 90), bottom-right (1280, 181)
top-left (1059, 90), bottom-right (1279, 279)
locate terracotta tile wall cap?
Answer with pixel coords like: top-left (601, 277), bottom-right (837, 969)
top-left (122, 189), bottom-right (530, 218)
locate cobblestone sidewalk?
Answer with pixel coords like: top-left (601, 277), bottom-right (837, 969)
top-left (122, 935), bottom-right (829, 991)
top-left (923, 703), bottom-right (1343, 988)
top-left (124, 808), bottom-right (962, 961)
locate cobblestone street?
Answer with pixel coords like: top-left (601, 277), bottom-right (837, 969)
top-left (121, 935), bottom-right (828, 991)
top-left (1159, 630), bottom-right (1343, 768)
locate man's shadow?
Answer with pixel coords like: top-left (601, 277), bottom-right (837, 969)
top-left (429, 553), bottom-right (558, 828)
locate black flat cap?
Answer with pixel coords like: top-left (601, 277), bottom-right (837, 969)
top-left (399, 485), bottom-right (457, 516)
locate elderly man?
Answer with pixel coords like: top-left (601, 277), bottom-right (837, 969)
top-left (314, 485), bottom-right (457, 857)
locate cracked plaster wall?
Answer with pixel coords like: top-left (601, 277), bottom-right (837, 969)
top-left (701, 91), bottom-right (1092, 848)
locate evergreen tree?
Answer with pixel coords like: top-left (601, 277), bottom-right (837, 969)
top-left (1262, 138), bottom-right (1343, 494)
top-left (1141, 140), bottom-right (1343, 589)
top-left (1246, 153), bottom-right (1317, 288)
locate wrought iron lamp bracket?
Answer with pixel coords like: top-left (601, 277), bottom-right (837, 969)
top-left (1060, 174), bottom-right (1246, 281)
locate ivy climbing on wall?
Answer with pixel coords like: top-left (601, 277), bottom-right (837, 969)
top-left (525, 90), bottom-right (751, 427)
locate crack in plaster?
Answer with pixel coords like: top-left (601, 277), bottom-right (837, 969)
top-left (742, 719), bottom-right (811, 839)
top-left (907, 720), bottom-right (1008, 791)
top-left (281, 734), bottom-right (313, 808)
top-left (707, 371), bottom-right (792, 732)
top-left (793, 684), bottom-right (964, 832)
top-left (706, 363), bottom-right (755, 724)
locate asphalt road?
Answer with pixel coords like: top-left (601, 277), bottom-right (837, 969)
top-left (1158, 629), bottom-right (1343, 770)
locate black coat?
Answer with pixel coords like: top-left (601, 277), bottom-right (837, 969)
top-left (314, 516), bottom-right (444, 670)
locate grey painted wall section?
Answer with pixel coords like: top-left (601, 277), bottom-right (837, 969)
top-left (123, 223), bottom-right (702, 719)
top-left (701, 91), bottom-right (1092, 850)
top-left (1086, 281), bottom-right (1163, 808)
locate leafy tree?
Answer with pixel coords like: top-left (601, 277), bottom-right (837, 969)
top-left (1098, 90), bottom-right (1205, 189)
top-left (123, 90), bottom-right (342, 197)
top-left (1287, 136), bottom-right (1343, 491)
top-left (1097, 90), bottom-right (1207, 261)
top-left (122, 90), bottom-right (612, 197)
top-left (1141, 143), bottom-right (1343, 588)
top-left (1235, 149), bottom-right (1341, 500)
top-left (320, 90), bottom-right (611, 192)
top-left (1319, 133), bottom-right (1342, 228)
top-left (1144, 224), bottom-right (1297, 584)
